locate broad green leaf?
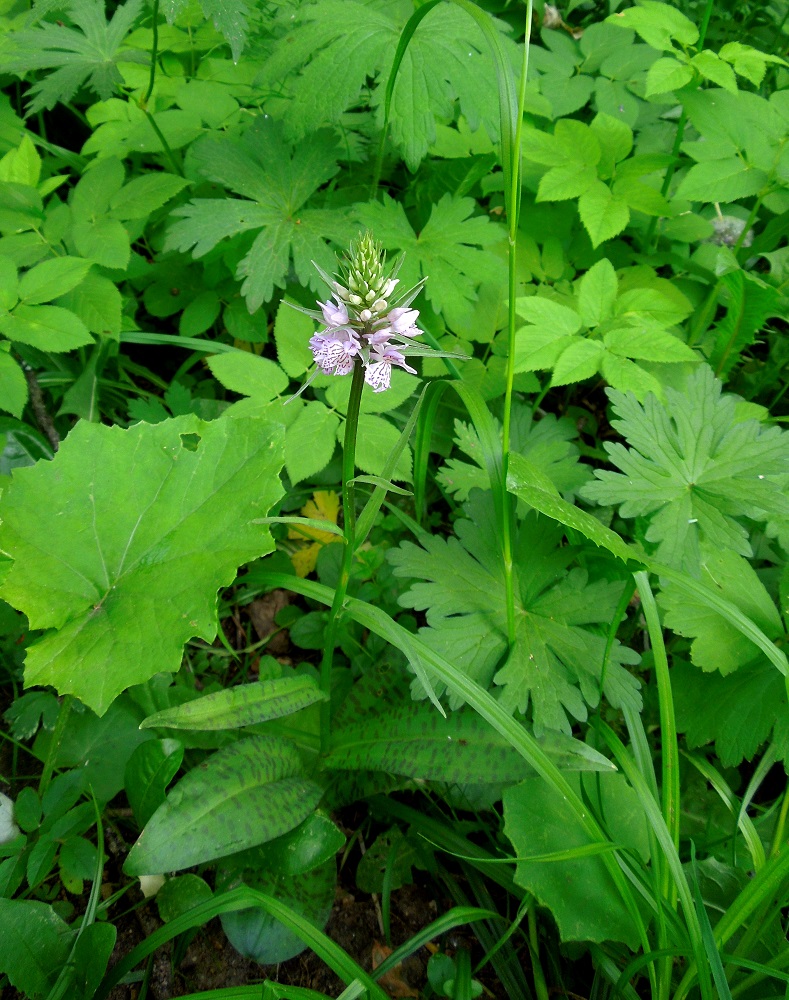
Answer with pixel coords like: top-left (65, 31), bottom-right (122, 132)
top-left (258, 0), bottom-right (517, 169)
top-left (109, 173), bottom-right (190, 221)
top-left (581, 367), bottom-right (789, 574)
top-left (286, 401), bottom-right (340, 485)
top-left (0, 304), bottom-right (93, 352)
top-left (0, 899), bottom-right (73, 998)
top-left (0, 414), bottom-right (285, 714)
top-left (603, 325), bottom-right (697, 363)
top-left (676, 159), bottom-right (767, 203)
top-left (551, 339), bottom-right (604, 385)
top-left (645, 57), bottom-right (693, 96)
top-left (0, 255), bottom-right (18, 310)
top-left (513, 329), bottom-right (576, 372)
top-left (658, 546), bottom-right (784, 675)
top-left (514, 296), bottom-right (583, 337)
top-left (691, 51), bottom-right (737, 93)
top-left (179, 291), bottom-right (221, 338)
top-left (673, 659), bottom-right (785, 767)
top-left (608, 2), bottom-right (699, 50)
top-left (353, 412), bottom-right (412, 482)
top-left (589, 113), bottom-right (633, 176)
top-left (156, 874), bottom-right (213, 923)
top-left (355, 192), bottom-right (503, 329)
top-left (578, 181), bottom-right (629, 247)
top-left (124, 738), bottom-right (184, 827)
top-left (325, 702), bottom-right (534, 784)
top-left (537, 164), bottom-right (597, 201)
top-left (207, 352), bottom-right (288, 401)
top-left (253, 811), bottom-right (345, 877)
top-left (504, 772), bottom-right (649, 947)
top-left (125, 736), bottom-right (323, 874)
top-left (600, 352), bottom-right (664, 400)
top-left (72, 217), bottom-right (130, 270)
top-left (166, 120), bottom-right (347, 311)
top-left (577, 258), bottom-right (617, 327)
top-left (0, 0), bottom-right (147, 113)
top-left (0, 352), bottom-right (27, 418)
top-left (57, 273), bottom-right (122, 337)
top-left (719, 41), bottom-right (785, 87)
top-left (0, 136), bottom-right (41, 187)
top-left (274, 301), bottom-right (313, 379)
top-left (72, 921), bottom-right (116, 999)
top-left (18, 256), bottom-right (92, 305)
top-left (218, 857), bottom-right (335, 965)
top-left (141, 676), bottom-right (328, 731)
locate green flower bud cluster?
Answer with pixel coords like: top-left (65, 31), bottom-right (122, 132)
top-left (333, 232), bottom-right (400, 319)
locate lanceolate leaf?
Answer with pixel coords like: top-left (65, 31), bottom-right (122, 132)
top-left (0, 414), bottom-right (285, 714)
top-left (165, 119), bottom-right (349, 311)
top-left (141, 676), bottom-right (328, 731)
top-left (125, 736), bottom-right (323, 874)
top-left (324, 702), bottom-right (534, 784)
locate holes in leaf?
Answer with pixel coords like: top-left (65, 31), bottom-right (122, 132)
top-left (180, 433), bottom-right (201, 452)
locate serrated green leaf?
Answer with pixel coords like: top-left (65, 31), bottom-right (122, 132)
top-left (275, 301), bottom-right (313, 379)
top-left (286, 401), bottom-right (340, 484)
top-left (258, 0), bottom-right (517, 170)
top-left (388, 491), bottom-right (640, 733)
top-left (577, 258), bottom-right (617, 327)
top-left (581, 366), bottom-right (789, 573)
top-left (0, 352), bottom-right (27, 418)
top-left (504, 772), bottom-right (649, 947)
top-left (125, 736), bottom-right (323, 874)
top-left (537, 164), bottom-right (597, 202)
top-left (608, 1), bottom-right (699, 50)
top-left (709, 270), bottom-right (784, 377)
top-left (73, 217), bottom-right (130, 270)
top-left (676, 159), bottom-right (767, 203)
top-left (658, 546), bottom-right (784, 675)
top-left (325, 702), bottom-right (533, 784)
top-left (515, 295), bottom-right (583, 336)
top-left (18, 256), bottom-right (92, 305)
top-left (109, 172), bottom-right (190, 221)
top-left (691, 51), bottom-right (738, 93)
top-left (0, 413), bottom-right (284, 714)
top-left (355, 192), bottom-right (503, 328)
top-left (0, 304), bottom-right (93, 352)
top-left (673, 659), bottom-right (785, 767)
top-left (590, 112), bottom-right (633, 176)
top-left (141, 676), bottom-right (328, 731)
top-left (578, 181), bottom-right (629, 247)
top-left (645, 57), bottom-right (693, 96)
top-left (57, 272), bottom-right (121, 337)
top-left (552, 338), bottom-right (604, 385)
top-left (0, 899), bottom-right (73, 998)
top-left (603, 324), bottom-right (697, 363)
top-left (207, 352), bottom-right (288, 401)
top-left (0, 0), bottom-right (147, 114)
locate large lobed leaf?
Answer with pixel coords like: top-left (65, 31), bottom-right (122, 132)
top-left (582, 366), bottom-right (789, 575)
top-left (0, 413), bottom-right (285, 715)
top-left (388, 490), bottom-right (641, 733)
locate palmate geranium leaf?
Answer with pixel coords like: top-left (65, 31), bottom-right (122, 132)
top-left (582, 366), bottom-right (789, 575)
top-left (0, 413), bottom-right (284, 715)
top-left (0, 0), bottom-right (148, 114)
top-left (257, 0), bottom-right (516, 170)
top-left (355, 193), bottom-right (503, 329)
top-left (165, 119), bottom-right (350, 311)
top-left (388, 491), bottom-right (641, 734)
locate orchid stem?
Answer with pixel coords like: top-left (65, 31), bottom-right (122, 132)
top-left (319, 361), bottom-right (365, 754)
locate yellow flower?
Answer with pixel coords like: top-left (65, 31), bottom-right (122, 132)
top-left (288, 490), bottom-right (342, 577)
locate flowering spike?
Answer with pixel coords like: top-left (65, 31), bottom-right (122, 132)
top-left (295, 233), bottom-right (429, 395)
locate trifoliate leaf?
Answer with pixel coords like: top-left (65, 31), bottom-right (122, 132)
top-left (355, 192), bottom-right (503, 329)
top-left (582, 366), bottom-right (789, 574)
top-left (166, 119), bottom-right (349, 311)
top-left (388, 491), bottom-right (640, 733)
top-left (0, 0), bottom-right (148, 114)
top-left (258, 0), bottom-right (516, 170)
top-left (0, 414), bottom-right (284, 715)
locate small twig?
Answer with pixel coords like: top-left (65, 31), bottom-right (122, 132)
top-left (21, 361), bottom-right (59, 452)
